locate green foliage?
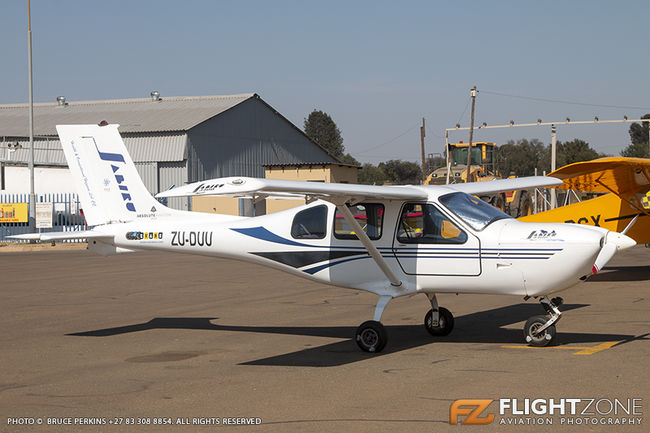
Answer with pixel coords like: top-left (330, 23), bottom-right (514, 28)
top-left (358, 163), bottom-right (387, 185)
top-left (556, 139), bottom-right (601, 166)
top-left (497, 139), bottom-right (549, 176)
top-left (339, 153), bottom-right (360, 166)
top-left (497, 138), bottom-right (602, 176)
top-left (621, 114), bottom-right (650, 158)
top-left (621, 141), bottom-right (649, 158)
top-left (378, 160), bottom-right (422, 185)
top-left (303, 110), bottom-right (345, 158)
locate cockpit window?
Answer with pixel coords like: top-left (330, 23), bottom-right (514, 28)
top-left (439, 192), bottom-right (512, 231)
top-left (334, 203), bottom-right (384, 240)
top-left (397, 203), bottom-right (467, 244)
top-left (291, 205), bottom-right (327, 239)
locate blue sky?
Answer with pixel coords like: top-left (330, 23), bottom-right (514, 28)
top-left (3, 0), bottom-right (649, 164)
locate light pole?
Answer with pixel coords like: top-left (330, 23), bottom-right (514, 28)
top-left (27, 0), bottom-right (36, 233)
top-left (465, 86), bottom-right (477, 183)
top-left (550, 125), bottom-right (557, 208)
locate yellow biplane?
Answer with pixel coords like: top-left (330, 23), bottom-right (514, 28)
top-left (521, 157), bottom-right (650, 244)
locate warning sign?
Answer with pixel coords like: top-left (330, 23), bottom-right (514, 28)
top-left (36, 202), bottom-right (53, 229)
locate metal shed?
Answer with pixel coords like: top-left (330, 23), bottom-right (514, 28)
top-left (0, 93), bottom-right (338, 210)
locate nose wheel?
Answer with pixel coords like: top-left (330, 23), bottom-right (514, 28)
top-left (523, 297), bottom-right (562, 347)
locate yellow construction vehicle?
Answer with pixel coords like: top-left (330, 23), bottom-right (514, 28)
top-left (425, 141), bottom-right (533, 217)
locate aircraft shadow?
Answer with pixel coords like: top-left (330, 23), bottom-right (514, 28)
top-left (67, 303), bottom-right (639, 367)
top-left (588, 265), bottom-right (650, 282)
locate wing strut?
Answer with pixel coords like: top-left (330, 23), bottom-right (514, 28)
top-left (334, 202), bottom-right (402, 288)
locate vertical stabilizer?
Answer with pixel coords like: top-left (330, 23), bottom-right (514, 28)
top-left (57, 124), bottom-right (172, 225)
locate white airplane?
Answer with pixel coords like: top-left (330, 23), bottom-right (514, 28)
top-left (14, 124), bottom-right (636, 353)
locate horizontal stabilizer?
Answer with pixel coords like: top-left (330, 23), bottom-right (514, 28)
top-left (9, 230), bottom-right (113, 242)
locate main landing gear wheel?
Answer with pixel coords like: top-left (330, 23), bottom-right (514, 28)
top-left (524, 315), bottom-right (556, 347)
top-left (355, 320), bottom-right (387, 353)
top-left (424, 307), bottom-right (454, 336)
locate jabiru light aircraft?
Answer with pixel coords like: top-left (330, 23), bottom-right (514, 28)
top-left (13, 124), bottom-right (636, 352)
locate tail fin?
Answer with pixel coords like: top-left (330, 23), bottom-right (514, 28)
top-left (57, 124), bottom-right (173, 225)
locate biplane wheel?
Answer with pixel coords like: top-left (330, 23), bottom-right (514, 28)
top-left (424, 307), bottom-right (454, 336)
top-left (355, 320), bottom-right (387, 353)
top-left (523, 315), bottom-right (556, 347)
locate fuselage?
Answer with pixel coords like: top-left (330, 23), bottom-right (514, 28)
top-left (94, 187), bottom-right (608, 299)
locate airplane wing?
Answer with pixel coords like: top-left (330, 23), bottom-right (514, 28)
top-left (156, 177), bottom-right (429, 201)
top-left (442, 176), bottom-right (562, 195)
top-left (548, 157), bottom-right (650, 196)
top-left (156, 176), bottom-right (561, 202)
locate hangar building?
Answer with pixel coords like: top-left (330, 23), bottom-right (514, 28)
top-left (0, 93), bottom-right (339, 211)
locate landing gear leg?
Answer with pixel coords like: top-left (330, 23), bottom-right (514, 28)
top-left (424, 293), bottom-right (454, 336)
top-left (523, 296), bottom-right (563, 347)
top-left (355, 295), bottom-right (391, 353)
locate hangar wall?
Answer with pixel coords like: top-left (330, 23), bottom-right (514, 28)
top-left (1, 166), bottom-right (75, 194)
top-left (187, 97), bottom-right (335, 180)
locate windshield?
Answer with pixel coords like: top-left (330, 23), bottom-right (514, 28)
top-left (438, 192), bottom-right (512, 231)
top-left (451, 147), bottom-right (482, 166)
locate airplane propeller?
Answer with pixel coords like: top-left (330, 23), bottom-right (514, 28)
top-left (592, 231), bottom-right (636, 274)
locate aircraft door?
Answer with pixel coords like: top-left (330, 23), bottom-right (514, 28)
top-left (393, 203), bottom-right (481, 276)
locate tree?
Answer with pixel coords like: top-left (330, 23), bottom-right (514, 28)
top-left (497, 138), bottom-right (602, 176)
top-left (556, 139), bottom-right (601, 166)
top-left (497, 139), bottom-right (549, 177)
top-left (378, 160), bottom-right (422, 185)
top-left (621, 114), bottom-right (650, 158)
top-left (358, 163), bottom-right (387, 185)
top-left (303, 110), bottom-right (345, 158)
top-left (339, 153), bottom-right (360, 166)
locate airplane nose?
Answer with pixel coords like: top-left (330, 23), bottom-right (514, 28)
top-left (592, 231), bottom-right (636, 274)
top-left (609, 231), bottom-right (637, 251)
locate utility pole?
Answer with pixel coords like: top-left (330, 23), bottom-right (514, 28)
top-left (550, 125), bottom-right (557, 208)
top-left (27, 0), bottom-right (36, 233)
top-left (465, 86), bottom-right (477, 183)
top-left (420, 117), bottom-right (426, 183)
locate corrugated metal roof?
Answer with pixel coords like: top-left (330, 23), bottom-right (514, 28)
top-left (0, 93), bottom-right (255, 136)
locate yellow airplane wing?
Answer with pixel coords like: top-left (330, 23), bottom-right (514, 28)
top-left (549, 156), bottom-right (650, 196)
top-left (521, 157), bottom-right (650, 244)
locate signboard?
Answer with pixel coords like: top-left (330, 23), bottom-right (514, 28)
top-left (36, 202), bottom-right (53, 229)
top-left (0, 203), bottom-right (28, 223)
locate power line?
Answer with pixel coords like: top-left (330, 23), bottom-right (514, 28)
top-left (456, 96), bottom-right (471, 125)
top-left (480, 89), bottom-right (650, 111)
top-left (356, 123), bottom-right (420, 154)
